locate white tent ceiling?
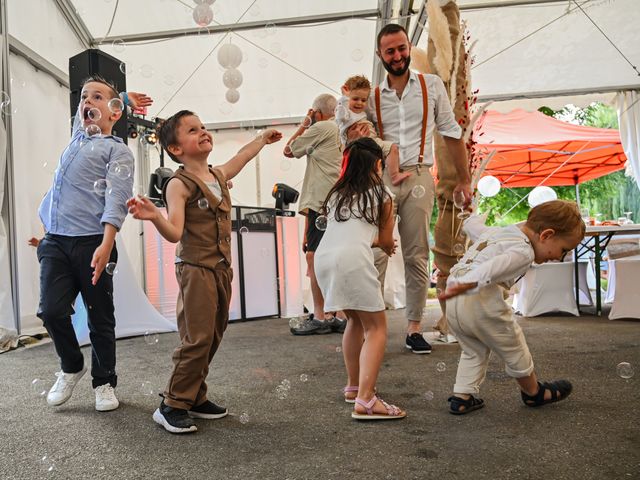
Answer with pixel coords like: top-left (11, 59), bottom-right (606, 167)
top-left (7, 0), bottom-right (640, 126)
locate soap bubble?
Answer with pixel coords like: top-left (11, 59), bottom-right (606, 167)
top-left (192, 3), bottom-right (214, 26)
top-left (239, 226), bottom-right (249, 235)
top-left (314, 215), bottom-right (327, 231)
top-left (301, 116), bottom-right (313, 128)
top-left (113, 163), bottom-right (131, 179)
top-left (119, 62), bottom-right (133, 75)
top-left (411, 185), bottom-right (426, 199)
top-left (140, 381), bottom-right (155, 396)
top-left (335, 346), bottom-right (342, 353)
top-left (453, 243), bottom-right (465, 255)
top-left (93, 179), bottom-right (108, 196)
top-left (281, 379), bottom-right (291, 390)
top-left (617, 362), bottom-right (634, 379)
top-left (275, 385), bottom-right (288, 400)
top-left (423, 390), bottom-right (434, 401)
top-left (112, 39), bottom-right (125, 53)
top-left (85, 124), bottom-right (102, 136)
top-left (339, 206), bottom-right (351, 218)
top-left (0, 91), bottom-right (10, 114)
top-left (144, 331), bottom-right (159, 345)
top-left (280, 159), bottom-right (291, 171)
top-left (265, 23), bottom-right (277, 35)
top-left (31, 379), bottom-right (48, 397)
top-left (351, 49), bottom-right (364, 62)
top-left (299, 374), bottom-right (309, 382)
top-left (139, 64), bottom-right (154, 78)
top-left (108, 98), bottom-right (124, 114)
top-left (395, 214), bottom-right (401, 224)
top-left (239, 412), bottom-right (250, 424)
top-left (105, 262), bottom-right (117, 275)
top-left (436, 362), bottom-right (446, 373)
top-left (163, 75), bottom-right (176, 86)
top-left (87, 108), bottom-right (102, 121)
top-left (198, 198), bottom-right (209, 209)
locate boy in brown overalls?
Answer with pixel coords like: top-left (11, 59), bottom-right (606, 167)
top-left (128, 110), bottom-right (282, 433)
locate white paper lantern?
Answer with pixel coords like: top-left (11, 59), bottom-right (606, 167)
top-left (222, 68), bottom-right (243, 89)
top-left (193, 0), bottom-right (215, 4)
top-left (192, 4), bottom-right (213, 27)
top-left (477, 175), bottom-right (501, 197)
top-left (217, 43), bottom-right (243, 69)
top-left (225, 89), bottom-right (240, 104)
top-left (528, 186), bottom-right (557, 207)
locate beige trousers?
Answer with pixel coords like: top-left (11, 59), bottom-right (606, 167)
top-left (374, 165), bottom-right (435, 322)
top-left (446, 282), bottom-right (535, 395)
top-left (164, 263), bottom-right (232, 410)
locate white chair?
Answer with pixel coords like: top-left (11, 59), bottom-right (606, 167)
top-left (513, 262), bottom-right (579, 317)
top-left (608, 257), bottom-right (640, 320)
top-left (577, 260), bottom-right (594, 306)
top-left (605, 254), bottom-right (640, 304)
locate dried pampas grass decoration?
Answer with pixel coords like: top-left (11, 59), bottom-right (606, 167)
top-left (427, 0), bottom-right (453, 82)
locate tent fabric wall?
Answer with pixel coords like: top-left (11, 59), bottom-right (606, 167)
top-left (616, 90), bottom-right (640, 189)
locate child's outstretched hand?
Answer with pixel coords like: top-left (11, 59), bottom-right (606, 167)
top-left (260, 129), bottom-right (282, 144)
top-left (438, 282), bottom-right (478, 300)
top-left (27, 237), bottom-right (41, 247)
top-left (127, 195), bottom-right (159, 221)
top-left (127, 92), bottom-right (154, 109)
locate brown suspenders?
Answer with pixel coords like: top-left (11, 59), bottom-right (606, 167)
top-left (375, 74), bottom-right (429, 163)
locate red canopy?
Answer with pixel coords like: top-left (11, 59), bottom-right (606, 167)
top-left (472, 109), bottom-right (627, 187)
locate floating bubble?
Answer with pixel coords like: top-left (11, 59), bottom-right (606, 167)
top-left (281, 379), bottom-right (291, 390)
top-left (395, 214), bottom-right (401, 224)
top-left (280, 159), bottom-right (292, 171)
top-left (299, 374), bottom-right (309, 382)
top-left (163, 75), bottom-right (176, 86)
top-left (617, 362), bottom-right (634, 379)
top-left (140, 381), bottom-right (155, 396)
top-left (105, 262), bottom-right (117, 275)
top-left (225, 88), bottom-right (240, 104)
top-left (139, 64), bottom-right (154, 78)
top-left (283, 145), bottom-right (292, 156)
top-left (87, 108), bottom-right (102, 121)
top-left (270, 42), bottom-right (281, 54)
top-left (436, 362), bottom-right (446, 373)
top-left (335, 346), bottom-right (342, 353)
top-left (93, 179), bottom-right (108, 196)
top-left (239, 412), bottom-right (250, 424)
top-left (218, 43), bottom-right (243, 69)
top-left (423, 390), bottom-right (434, 401)
top-left (119, 62), bottom-right (133, 75)
top-left (223, 68), bottom-right (243, 89)
top-left (314, 215), bottom-right (327, 231)
top-left (107, 98), bottom-right (124, 114)
top-left (453, 243), bottom-right (465, 255)
top-left (265, 23), bottom-right (277, 35)
top-left (85, 124), bottom-right (102, 136)
top-left (275, 385), bottom-right (288, 400)
top-left (411, 185), bottom-right (426, 199)
top-left (257, 57), bottom-right (269, 69)
top-left (144, 331), bottom-right (159, 345)
top-left (239, 226), bottom-right (249, 235)
top-left (0, 91), bottom-right (11, 114)
top-left (351, 49), bottom-right (364, 62)
top-left (114, 163), bottom-right (131, 179)
top-left (305, 146), bottom-right (315, 155)
top-left (339, 206), bottom-right (351, 218)
top-left (31, 379), bottom-right (48, 397)
top-left (192, 3), bottom-right (214, 26)
top-left (301, 116), bottom-right (313, 128)
top-left (112, 39), bottom-right (125, 53)
top-left (198, 198), bottom-right (209, 210)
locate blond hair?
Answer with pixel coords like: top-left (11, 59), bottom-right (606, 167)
top-left (525, 200), bottom-right (586, 238)
top-left (344, 75), bottom-right (371, 91)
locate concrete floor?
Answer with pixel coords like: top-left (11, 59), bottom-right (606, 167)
top-left (1, 306), bottom-right (638, 480)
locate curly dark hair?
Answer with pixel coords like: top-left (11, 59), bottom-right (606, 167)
top-left (322, 137), bottom-right (387, 226)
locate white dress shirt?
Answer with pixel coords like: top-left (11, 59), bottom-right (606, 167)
top-left (449, 220), bottom-right (535, 294)
top-left (367, 71), bottom-right (462, 167)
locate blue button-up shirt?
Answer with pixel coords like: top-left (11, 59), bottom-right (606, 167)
top-left (38, 127), bottom-right (134, 236)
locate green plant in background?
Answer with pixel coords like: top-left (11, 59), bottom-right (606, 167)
top-left (476, 102), bottom-right (639, 225)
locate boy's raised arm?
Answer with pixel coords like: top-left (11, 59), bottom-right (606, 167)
top-left (219, 129), bottom-right (282, 180)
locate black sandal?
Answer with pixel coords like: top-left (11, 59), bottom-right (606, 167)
top-left (448, 395), bottom-right (485, 415)
top-left (521, 380), bottom-right (572, 408)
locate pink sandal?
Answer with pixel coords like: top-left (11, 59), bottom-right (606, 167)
top-left (351, 395), bottom-right (406, 420)
top-left (342, 386), bottom-right (358, 403)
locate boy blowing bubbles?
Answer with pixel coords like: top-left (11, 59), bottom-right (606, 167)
top-left (128, 111), bottom-right (281, 433)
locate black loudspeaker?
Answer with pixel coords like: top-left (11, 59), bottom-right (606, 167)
top-left (69, 49), bottom-right (127, 144)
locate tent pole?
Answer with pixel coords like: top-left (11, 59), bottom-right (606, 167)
top-left (1, 0), bottom-right (21, 334)
top-left (575, 183), bottom-right (580, 208)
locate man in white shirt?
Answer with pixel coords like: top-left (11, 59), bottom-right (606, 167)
top-left (351, 23), bottom-right (471, 354)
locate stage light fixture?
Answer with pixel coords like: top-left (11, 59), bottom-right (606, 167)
top-left (128, 126), bottom-right (138, 139)
top-left (144, 132), bottom-right (157, 145)
top-left (272, 183), bottom-right (299, 213)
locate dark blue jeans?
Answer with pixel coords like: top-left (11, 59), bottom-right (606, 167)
top-left (37, 234), bottom-right (118, 388)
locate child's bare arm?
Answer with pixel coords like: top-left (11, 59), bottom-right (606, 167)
top-left (438, 282), bottom-right (478, 300)
top-left (127, 179), bottom-right (188, 243)
top-left (219, 129), bottom-right (282, 180)
top-left (373, 198), bottom-right (396, 256)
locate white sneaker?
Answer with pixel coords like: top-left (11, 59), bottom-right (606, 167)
top-left (95, 384), bottom-right (119, 412)
top-left (46, 366), bottom-right (87, 406)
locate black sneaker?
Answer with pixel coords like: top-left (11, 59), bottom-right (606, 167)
top-left (327, 316), bottom-right (347, 334)
top-left (153, 401), bottom-right (197, 434)
top-left (405, 333), bottom-right (432, 354)
top-left (189, 400), bottom-right (228, 419)
top-left (290, 314), bottom-right (332, 335)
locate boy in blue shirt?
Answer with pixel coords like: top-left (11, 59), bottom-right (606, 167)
top-left (37, 76), bottom-right (150, 412)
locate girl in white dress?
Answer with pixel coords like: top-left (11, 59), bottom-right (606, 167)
top-left (315, 138), bottom-right (406, 420)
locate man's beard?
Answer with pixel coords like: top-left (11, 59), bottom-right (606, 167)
top-left (381, 55), bottom-right (411, 76)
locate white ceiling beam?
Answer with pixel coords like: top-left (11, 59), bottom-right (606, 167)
top-left (52, 0), bottom-right (94, 49)
top-left (478, 84), bottom-right (640, 103)
top-left (8, 35), bottom-right (69, 88)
